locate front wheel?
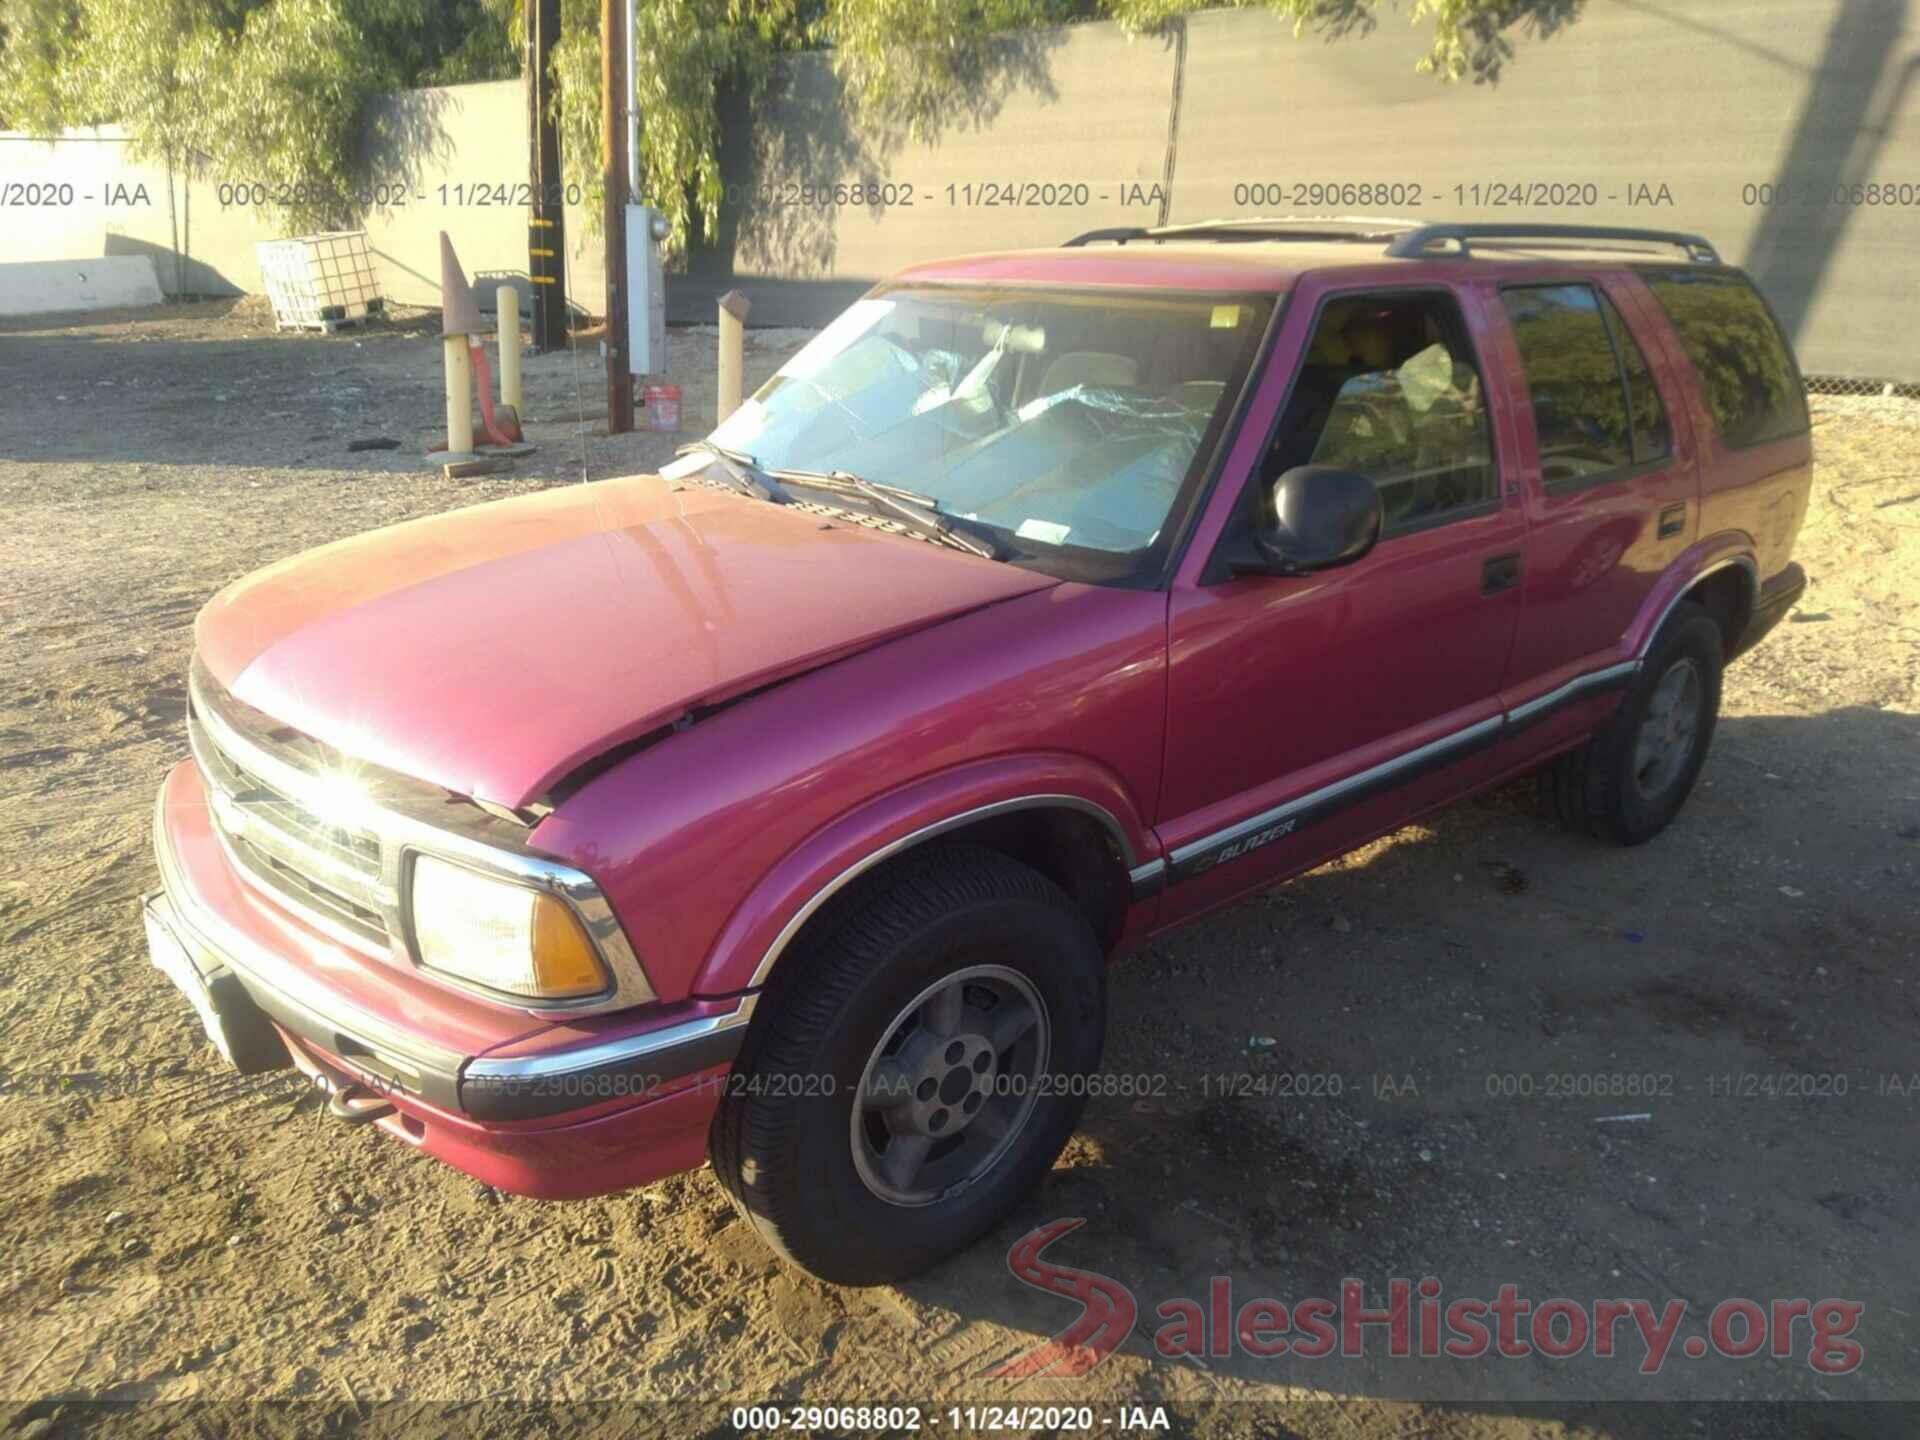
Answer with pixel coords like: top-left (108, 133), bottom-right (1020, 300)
top-left (709, 844), bottom-right (1106, 1286)
top-left (1542, 600), bottom-right (1724, 845)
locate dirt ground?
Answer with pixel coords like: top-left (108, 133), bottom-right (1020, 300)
top-left (1, 298), bottom-right (1916, 1438)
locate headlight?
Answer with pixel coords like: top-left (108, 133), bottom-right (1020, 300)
top-left (408, 854), bottom-right (609, 1001)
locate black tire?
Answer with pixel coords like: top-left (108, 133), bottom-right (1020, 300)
top-left (1542, 601), bottom-right (1724, 846)
top-left (709, 843), bottom-right (1106, 1286)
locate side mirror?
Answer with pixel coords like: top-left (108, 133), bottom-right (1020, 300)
top-left (1233, 465), bottom-right (1382, 576)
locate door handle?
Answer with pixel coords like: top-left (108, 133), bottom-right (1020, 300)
top-left (1482, 552), bottom-right (1521, 595)
top-left (1658, 503), bottom-right (1687, 539)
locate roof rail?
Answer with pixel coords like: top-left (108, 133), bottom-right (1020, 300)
top-left (1062, 226), bottom-right (1153, 247)
top-left (1383, 223), bottom-right (1719, 263)
top-left (1063, 216), bottom-right (1417, 248)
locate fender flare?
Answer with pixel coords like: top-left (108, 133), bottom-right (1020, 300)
top-left (1629, 535), bottom-right (1758, 660)
top-left (691, 753), bottom-right (1153, 997)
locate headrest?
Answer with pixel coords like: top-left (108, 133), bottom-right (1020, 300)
top-left (1343, 318), bottom-right (1396, 371)
top-left (1307, 327), bottom-right (1353, 367)
top-left (1040, 351), bottom-right (1140, 393)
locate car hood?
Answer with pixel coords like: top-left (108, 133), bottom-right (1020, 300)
top-left (195, 476), bottom-right (1057, 809)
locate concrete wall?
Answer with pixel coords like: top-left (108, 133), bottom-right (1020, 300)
top-left (0, 83), bottom-right (604, 314)
top-left (354, 81), bottom-right (605, 309)
top-left (0, 256), bottom-right (163, 316)
top-left (4, 1), bottom-right (1918, 377)
top-left (1160, 1), bottom-right (1920, 382)
top-left (696, 0), bottom-right (1920, 380)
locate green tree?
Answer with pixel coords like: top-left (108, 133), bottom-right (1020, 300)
top-left (550, 0), bottom-right (806, 252)
top-left (0, 0), bottom-right (87, 134)
top-left (1104, 0), bottom-right (1582, 82)
top-left (823, 0), bottom-right (1096, 140)
top-left (2, 0), bottom-right (1579, 243)
top-left (0, 0), bottom-right (516, 229)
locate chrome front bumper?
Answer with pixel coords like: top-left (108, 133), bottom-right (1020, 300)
top-left (150, 773), bottom-right (755, 1122)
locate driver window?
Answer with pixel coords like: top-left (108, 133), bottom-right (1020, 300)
top-left (1260, 291), bottom-right (1496, 534)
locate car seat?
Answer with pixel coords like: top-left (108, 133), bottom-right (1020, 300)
top-left (1311, 313), bottom-right (1419, 521)
top-left (1263, 325), bottom-right (1347, 475)
top-left (1039, 352), bottom-right (1140, 395)
top-left (1168, 379), bottom-right (1226, 413)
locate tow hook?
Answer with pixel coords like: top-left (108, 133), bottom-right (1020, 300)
top-left (312, 1071), bottom-right (398, 1125)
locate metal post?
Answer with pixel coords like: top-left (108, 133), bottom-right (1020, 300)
top-left (497, 285), bottom-right (523, 413)
top-left (717, 289), bottom-right (750, 424)
top-left (601, 0), bottom-right (633, 435)
top-left (443, 336), bottom-right (475, 455)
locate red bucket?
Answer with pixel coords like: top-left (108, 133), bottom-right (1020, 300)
top-left (644, 383), bottom-right (682, 433)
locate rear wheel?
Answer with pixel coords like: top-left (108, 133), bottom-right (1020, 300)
top-left (710, 844), bottom-right (1105, 1286)
top-left (1542, 600), bottom-right (1724, 845)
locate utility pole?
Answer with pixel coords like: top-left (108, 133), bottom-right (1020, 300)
top-left (526, 0), bottom-right (568, 353)
top-left (600, 0), bottom-right (634, 434)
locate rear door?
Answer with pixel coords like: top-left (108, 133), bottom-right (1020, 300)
top-left (1483, 275), bottom-right (1700, 744)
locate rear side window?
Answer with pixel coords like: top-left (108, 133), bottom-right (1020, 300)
top-left (1500, 284), bottom-right (1637, 484)
top-left (1644, 271), bottom-right (1808, 448)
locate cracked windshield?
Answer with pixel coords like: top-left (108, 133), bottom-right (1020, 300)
top-left (700, 285), bottom-right (1273, 579)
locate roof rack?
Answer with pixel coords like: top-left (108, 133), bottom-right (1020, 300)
top-left (1061, 217), bottom-right (1721, 265)
top-left (1062, 216), bottom-right (1416, 248)
top-left (1383, 223), bottom-right (1719, 263)
top-left (1062, 226), bottom-right (1153, 247)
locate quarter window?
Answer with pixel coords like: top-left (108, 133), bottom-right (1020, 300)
top-left (1261, 291), bottom-right (1496, 532)
top-left (1644, 271), bottom-right (1808, 448)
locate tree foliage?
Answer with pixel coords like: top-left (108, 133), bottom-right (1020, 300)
top-left (0, 0), bottom-right (516, 228)
top-left (823, 0), bottom-right (1096, 141)
top-left (0, 0), bottom-right (1577, 241)
top-left (1104, 0), bottom-right (1582, 82)
top-left (550, 0), bottom-right (806, 251)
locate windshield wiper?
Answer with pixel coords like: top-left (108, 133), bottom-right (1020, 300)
top-left (772, 468), bottom-right (999, 560)
top-left (674, 440), bottom-right (790, 505)
top-left (774, 468), bottom-right (938, 510)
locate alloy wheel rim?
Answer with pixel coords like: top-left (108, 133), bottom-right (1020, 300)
top-left (1632, 657), bottom-right (1703, 800)
top-left (850, 964), bottom-right (1049, 1207)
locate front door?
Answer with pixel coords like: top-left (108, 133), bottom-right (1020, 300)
top-left (1155, 281), bottom-right (1527, 922)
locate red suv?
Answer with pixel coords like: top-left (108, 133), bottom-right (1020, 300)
top-left (146, 220), bottom-right (1811, 1284)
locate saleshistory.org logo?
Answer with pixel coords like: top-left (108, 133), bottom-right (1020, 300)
top-left (988, 1220), bottom-right (1865, 1378)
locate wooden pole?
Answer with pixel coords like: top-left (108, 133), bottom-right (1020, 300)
top-left (526, 0), bottom-right (568, 353)
top-left (601, 0), bottom-right (634, 435)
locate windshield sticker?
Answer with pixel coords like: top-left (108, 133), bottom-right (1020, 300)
top-left (780, 299), bottom-right (897, 381)
top-left (1210, 304), bottom-right (1243, 329)
top-left (1015, 518), bottom-right (1072, 545)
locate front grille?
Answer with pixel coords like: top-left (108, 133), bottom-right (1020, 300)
top-left (187, 675), bottom-right (398, 952)
top-left (181, 657), bottom-right (658, 1015)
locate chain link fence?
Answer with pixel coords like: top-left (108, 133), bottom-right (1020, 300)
top-left (1807, 373), bottom-right (1920, 399)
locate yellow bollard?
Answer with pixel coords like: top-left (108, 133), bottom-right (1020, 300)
top-left (717, 289), bottom-right (750, 425)
top-left (443, 335), bottom-right (474, 456)
top-left (497, 284), bottom-right (523, 414)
